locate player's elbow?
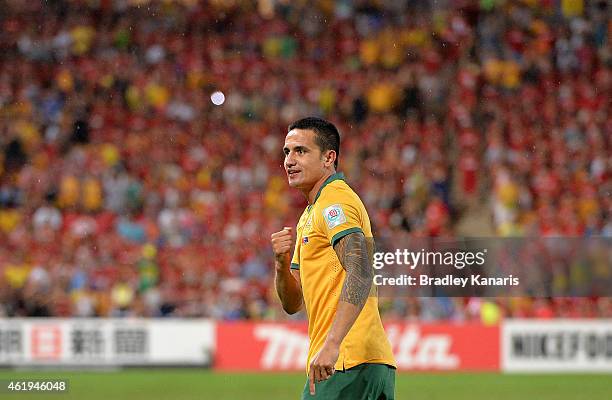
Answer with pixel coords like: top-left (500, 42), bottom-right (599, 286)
top-left (284, 307), bottom-right (300, 315)
top-left (282, 300), bottom-right (302, 315)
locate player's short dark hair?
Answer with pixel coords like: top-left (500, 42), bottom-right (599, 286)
top-left (288, 117), bottom-right (340, 169)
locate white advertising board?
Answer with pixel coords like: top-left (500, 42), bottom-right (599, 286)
top-left (502, 320), bottom-right (612, 372)
top-left (0, 319), bottom-right (214, 366)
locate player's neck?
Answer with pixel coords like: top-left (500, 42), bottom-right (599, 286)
top-left (305, 171), bottom-right (334, 205)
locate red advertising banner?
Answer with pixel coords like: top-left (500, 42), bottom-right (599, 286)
top-left (215, 322), bottom-right (499, 372)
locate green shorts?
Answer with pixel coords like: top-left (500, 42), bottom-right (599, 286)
top-left (301, 363), bottom-right (395, 400)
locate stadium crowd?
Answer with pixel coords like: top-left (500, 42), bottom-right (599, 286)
top-left (0, 0), bottom-right (609, 322)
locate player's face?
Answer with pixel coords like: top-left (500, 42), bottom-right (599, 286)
top-left (283, 129), bottom-right (326, 190)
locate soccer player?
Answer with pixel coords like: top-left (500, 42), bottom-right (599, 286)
top-left (270, 117), bottom-right (396, 399)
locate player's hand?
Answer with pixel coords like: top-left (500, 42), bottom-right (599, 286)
top-left (270, 227), bottom-right (293, 269)
top-left (308, 342), bottom-right (339, 395)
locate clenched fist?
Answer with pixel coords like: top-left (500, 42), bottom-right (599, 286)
top-left (270, 227), bottom-right (293, 269)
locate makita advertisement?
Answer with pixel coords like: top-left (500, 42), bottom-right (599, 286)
top-left (215, 322), bottom-right (500, 371)
top-left (502, 320), bottom-right (612, 372)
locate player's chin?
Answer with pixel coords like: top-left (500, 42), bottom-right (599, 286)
top-left (287, 177), bottom-right (301, 188)
top-left (287, 174), bottom-right (301, 187)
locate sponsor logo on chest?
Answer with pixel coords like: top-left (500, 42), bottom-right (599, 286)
top-left (302, 216), bottom-right (313, 245)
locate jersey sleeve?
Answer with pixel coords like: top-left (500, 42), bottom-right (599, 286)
top-left (318, 197), bottom-right (364, 247)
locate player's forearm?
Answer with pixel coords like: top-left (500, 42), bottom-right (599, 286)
top-left (324, 300), bottom-right (363, 347)
top-left (274, 263), bottom-right (303, 314)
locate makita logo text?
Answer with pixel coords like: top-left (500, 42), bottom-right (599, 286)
top-left (386, 325), bottom-right (459, 369)
top-left (253, 325), bottom-right (459, 370)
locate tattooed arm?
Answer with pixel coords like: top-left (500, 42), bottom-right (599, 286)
top-left (326, 231), bottom-right (373, 343)
top-left (307, 231), bottom-right (373, 392)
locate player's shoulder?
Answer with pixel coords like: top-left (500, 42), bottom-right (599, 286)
top-left (320, 178), bottom-right (363, 208)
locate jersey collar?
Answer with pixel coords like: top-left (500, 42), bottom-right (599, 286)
top-left (310, 172), bottom-right (345, 206)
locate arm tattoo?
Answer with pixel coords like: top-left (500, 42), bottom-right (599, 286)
top-left (333, 232), bottom-right (373, 307)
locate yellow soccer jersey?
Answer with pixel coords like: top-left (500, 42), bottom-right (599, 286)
top-left (290, 172), bottom-right (396, 374)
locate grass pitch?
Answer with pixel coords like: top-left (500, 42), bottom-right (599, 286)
top-left (0, 369), bottom-right (610, 399)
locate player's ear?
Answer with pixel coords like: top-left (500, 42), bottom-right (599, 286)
top-left (323, 150), bottom-right (336, 168)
